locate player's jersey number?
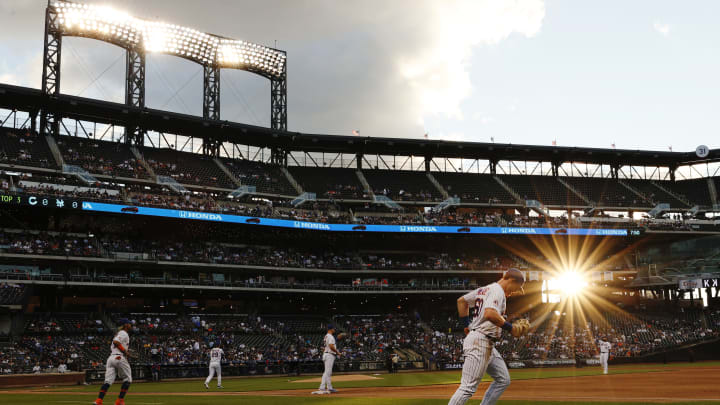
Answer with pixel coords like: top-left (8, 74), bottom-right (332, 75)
top-left (471, 298), bottom-right (484, 319)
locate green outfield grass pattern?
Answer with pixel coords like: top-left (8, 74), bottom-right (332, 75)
top-left (3, 362), bottom-right (720, 405)
top-left (32, 361), bottom-right (720, 394)
top-left (3, 396), bottom-right (720, 405)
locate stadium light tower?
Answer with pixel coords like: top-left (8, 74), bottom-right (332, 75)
top-left (40, 0), bottom-right (288, 150)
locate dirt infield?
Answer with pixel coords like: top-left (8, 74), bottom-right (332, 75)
top-left (3, 366), bottom-right (719, 403)
top-left (252, 366), bottom-right (720, 402)
top-left (291, 374), bottom-right (381, 383)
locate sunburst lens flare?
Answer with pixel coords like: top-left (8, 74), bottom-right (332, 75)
top-left (556, 270), bottom-right (588, 297)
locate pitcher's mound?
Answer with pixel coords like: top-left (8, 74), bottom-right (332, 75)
top-left (292, 374), bottom-right (381, 383)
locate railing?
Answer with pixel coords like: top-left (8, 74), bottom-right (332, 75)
top-left (85, 360), bottom-right (425, 382)
top-left (0, 272), bottom-right (476, 292)
top-left (156, 175), bottom-right (188, 194)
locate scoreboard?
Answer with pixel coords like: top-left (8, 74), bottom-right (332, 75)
top-left (0, 193), bottom-right (83, 210)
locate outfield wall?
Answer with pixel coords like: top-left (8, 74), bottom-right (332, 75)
top-left (0, 372), bottom-right (84, 388)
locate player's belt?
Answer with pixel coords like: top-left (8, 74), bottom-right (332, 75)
top-left (471, 329), bottom-right (499, 342)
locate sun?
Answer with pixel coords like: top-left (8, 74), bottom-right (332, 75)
top-left (555, 270), bottom-right (588, 297)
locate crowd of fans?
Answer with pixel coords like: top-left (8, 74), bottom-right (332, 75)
top-left (0, 282), bottom-right (25, 305)
top-left (0, 229), bottom-right (533, 273)
top-left (0, 130), bottom-right (53, 168)
top-left (3, 169), bottom-right (714, 231)
top-left (57, 138), bottom-right (148, 179)
top-left (2, 308), bottom-right (718, 375)
top-left (430, 307), bottom-right (720, 364)
top-left (0, 230), bottom-right (102, 257)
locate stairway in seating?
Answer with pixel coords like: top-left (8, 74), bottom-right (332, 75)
top-left (618, 180), bottom-right (653, 205)
top-left (213, 158), bottom-right (242, 187)
top-left (44, 135), bottom-right (65, 167)
top-left (280, 167), bottom-right (303, 194)
top-left (493, 176), bottom-right (524, 204)
top-left (426, 172), bottom-right (449, 199)
top-left (706, 178), bottom-right (718, 207)
top-left (130, 146), bottom-right (156, 178)
top-left (557, 177), bottom-right (592, 205)
top-left (356, 170), bottom-right (375, 197)
top-left (651, 181), bottom-right (693, 207)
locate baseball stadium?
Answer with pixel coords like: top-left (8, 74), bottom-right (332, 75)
top-left (0, 1), bottom-right (720, 405)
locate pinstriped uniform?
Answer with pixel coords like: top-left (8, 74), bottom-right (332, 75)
top-left (319, 333), bottom-right (336, 391)
top-left (448, 283), bottom-right (511, 405)
top-left (599, 340), bottom-right (611, 374)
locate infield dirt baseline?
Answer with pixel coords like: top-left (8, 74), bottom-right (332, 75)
top-left (6, 366), bottom-right (720, 403)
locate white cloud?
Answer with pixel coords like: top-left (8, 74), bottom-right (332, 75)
top-left (398, 0), bottom-right (545, 122)
top-left (471, 111), bottom-right (495, 124)
top-left (0, 0), bottom-right (545, 139)
top-left (653, 21), bottom-right (671, 37)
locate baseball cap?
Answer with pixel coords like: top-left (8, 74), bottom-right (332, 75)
top-left (327, 324), bottom-right (335, 330)
top-left (505, 268), bottom-right (525, 284)
top-left (118, 318), bottom-right (130, 326)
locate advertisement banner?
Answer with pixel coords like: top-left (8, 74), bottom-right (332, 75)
top-left (80, 201), bottom-right (630, 236)
top-left (679, 279), bottom-right (703, 290)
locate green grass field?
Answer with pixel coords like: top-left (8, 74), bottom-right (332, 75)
top-left (3, 361), bottom-right (720, 405)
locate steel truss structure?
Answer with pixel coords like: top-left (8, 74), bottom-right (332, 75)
top-left (125, 48), bottom-right (145, 144)
top-left (2, 85), bottom-right (719, 183)
top-left (40, 3), bottom-right (62, 139)
top-left (40, 0), bottom-right (287, 152)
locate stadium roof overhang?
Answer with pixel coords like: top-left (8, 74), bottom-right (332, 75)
top-left (1, 83), bottom-right (718, 167)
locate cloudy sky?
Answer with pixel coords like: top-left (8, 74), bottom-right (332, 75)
top-left (1, 0), bottom-right (718, 152)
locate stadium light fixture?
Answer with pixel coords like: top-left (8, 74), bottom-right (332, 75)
top-left (50, 0), bottom-right (286, 78)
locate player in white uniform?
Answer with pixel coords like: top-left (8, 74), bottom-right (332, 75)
top-left (598, 337), bottom-right (611, 374)
top-left (315, 324), bottom-right (340, 394)
top-left (94, 319), bottom-right (133, 405)
top-left (448, 269), bottom-right (528, 405)
top-left (204, 345), bottom-right (225, 389)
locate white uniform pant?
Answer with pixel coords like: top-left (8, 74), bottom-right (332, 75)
top-left (319, 353), bottom-right (335, 390)
top-left (104, 355), bottom-right (132, 385)
top-left (448, 331), bottom-right (510, 405)
top-left (600, 353), bottom-right (609, 373)
top-left (205, 363), bottom-right (222, 386)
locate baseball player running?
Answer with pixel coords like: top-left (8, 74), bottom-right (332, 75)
top-left (598, 336), bottom-right (611, 374)
top-left (93, 319), bottom-right (133, 405)
top-left (448, 269), bottom-right (529, 405)
top-left (316, 324), bottom-right (341, 393)
top-left (204, 345), bottom-right (225, 389)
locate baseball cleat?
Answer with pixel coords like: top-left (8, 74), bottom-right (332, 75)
top-left (217, 385), bottom-right (223, 389)
top-left (204, 383), bottom-right (209, 389)
top-left (92, 400), bottom-right (102, 405)
top-left (114, 399), bottom-right (125, 405)
top-left (328, 388), bottom-right (338, 393)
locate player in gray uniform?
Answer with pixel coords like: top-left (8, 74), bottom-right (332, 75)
top-left (448, 269), bottom-right (529, 405)
top-left (204, 345), bottom-right (225, 389)
top-left (598, 337), bottom-right (611, 374)
top-left (317, 324), bottom-right (340, 393)
top-left (94, 319), bottom-right (133, 405)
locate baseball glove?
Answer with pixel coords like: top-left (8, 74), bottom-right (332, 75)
top-left (511, 319), bottom-right (530, 337)
top-left (336, 332), bottom-right (347, 340)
